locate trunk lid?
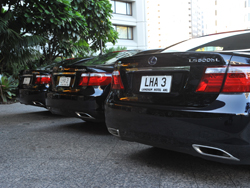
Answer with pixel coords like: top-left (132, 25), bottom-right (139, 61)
top-left (116, 52), bottom-right (232, 107)
top-left (51, 65), bottom-right (113, 94)
top-left (51, 50), bottom-right (140, 94)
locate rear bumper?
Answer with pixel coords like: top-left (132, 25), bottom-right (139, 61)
top-left (46, 92), bottom-right (105, 122)
top-left (18, 89), bottom-right (46, 107)
top-left (105, 93), bottom-right (250, 164)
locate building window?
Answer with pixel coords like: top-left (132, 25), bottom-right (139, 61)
top-left (215, 10), bottom-right (217, 16)
top-left (248, 0), bottom-right (250, 7)
top-left (114, 25), bottom-right (133, 40)
top-left (111, 1), bottom-right (132, 16)
top-left (248, 13), bottom-right (250, 21)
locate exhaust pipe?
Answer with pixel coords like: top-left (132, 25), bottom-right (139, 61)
top-left (75, 112), bottom-right (95, 119)
top-left (32, 101), bottom-right (45, 107)
top-left (192, 144), bottom-right (240, 161)
top-left (107, 128), bottom-right (120, 137)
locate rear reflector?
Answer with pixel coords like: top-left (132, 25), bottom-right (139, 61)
top-left (111, 71), bottom-right (124, 90)
top-left (79, 73), bottom-right (112, 86)
top-left (196, 66), bottom-right (250, 93)
top-left (222, 66), bottom-right (250, 92)
top-left (196, 67), bottom-right (227, 92)
top-left (35, 75), bottom-right (51, 85)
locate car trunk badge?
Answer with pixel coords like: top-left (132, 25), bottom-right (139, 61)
top-left (148, 56), bottom-right (157, 65)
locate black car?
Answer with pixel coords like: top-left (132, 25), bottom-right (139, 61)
top-left (105, 30), bottom-right (250, 164)
top-left (18, 58), bottom-right (90, 108)
top-left (46, 50), bottom-right (140, 122)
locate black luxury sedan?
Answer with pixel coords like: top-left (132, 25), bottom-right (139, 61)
top-left (46, 50), bottom-right (140, 122)
top-left (105, 30), bottom-right (250, 164)
top-left (18, 58), bottom-right (90, 108)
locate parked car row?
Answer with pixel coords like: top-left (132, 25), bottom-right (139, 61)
top-left (19, 30), bottom-right (250, 165)
top-left (18, 50), bottom-right (147, 121)
top-left (18, 57), bottom-right (91, 107)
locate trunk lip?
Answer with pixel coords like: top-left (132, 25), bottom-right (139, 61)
top-left (125, 66), bottom-right (190, 73)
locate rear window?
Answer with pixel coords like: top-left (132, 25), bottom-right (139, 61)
top-left (76, 51), bottom-right (139, 66)
top-left (162, 30), bottom-right (250, 53)
top-left (39, 58), bottom-right (87, 70)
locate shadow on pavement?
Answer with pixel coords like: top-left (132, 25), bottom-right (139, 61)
top-left (0, 110), bottom-right (68, 119)
top-left (128, 147), bottom-right (250, 175)
top-left (58, 121), bottom-right (110, 136)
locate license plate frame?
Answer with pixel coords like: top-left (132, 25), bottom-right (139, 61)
top-left (139, 75), bottom-right (172, 93)
top-left (58, 77), bottom-right (71, 87)
top-left (23, 77), bottom-right (31, 85)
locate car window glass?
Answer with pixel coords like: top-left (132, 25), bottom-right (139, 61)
top-left (77, 51), bottom-right (139, 66)
top-left (162, 31), bottom-right (250, 53)
top-left (195, 46), bottom-right (224, 51)
top-left (39, 58), bottom-right (84, 70)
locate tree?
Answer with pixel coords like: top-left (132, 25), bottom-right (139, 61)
top-left (0, 8), bottom-right (44, 76)
top-left (1, 0), bottom-right (118, 74)
top-left (12, 0), bottom-right (118, 63)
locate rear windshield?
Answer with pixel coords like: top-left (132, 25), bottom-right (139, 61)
top-left (39, 58), bottom-right (87, 70)
top-left (162, 30), bottom-right (250, 53)
top-left (76, 51), bottom-right (139, 66)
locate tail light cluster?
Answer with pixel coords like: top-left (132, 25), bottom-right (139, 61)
top-left (196, 66), bottom-right (250, 93)
top-left (111, 71), bottom-right (124, 90)
top-left (35, 75), bottom-right (51, 85)
top-left (79, 73), bottom-right (112, 86)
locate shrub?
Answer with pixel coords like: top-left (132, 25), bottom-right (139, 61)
top-left (0, 74), bottom-right (18, 103)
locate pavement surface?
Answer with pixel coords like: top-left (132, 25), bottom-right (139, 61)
top-left (1, 103), bottom-right (250, 187)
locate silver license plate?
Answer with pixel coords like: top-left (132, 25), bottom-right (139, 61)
top-left (23, 77), bottom-right (31, 85)
top-left (58, 77), bottom-right (71, 86)
top-left (140, 75), bottom-right (172, 93)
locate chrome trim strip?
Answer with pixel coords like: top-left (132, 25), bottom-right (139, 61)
top-left (125, 66), bottom-right (190, 72)
top-left (75, 69), bottom-right (86, 71)
top-left (53, 72), bottom-right (76, 75)
top-left (89, 73), bottom-right (112, 77)
top-left (22, 74), bottom-right (33, 77)
top-left (81, 73), bottom-right (112, 77)
top-left (36, 75), bottom-right (50, 78)
top-left (192, 144), bottom-right (240, 161)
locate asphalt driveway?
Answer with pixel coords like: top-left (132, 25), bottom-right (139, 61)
top-left (0, 103), bottom-right (250, 187)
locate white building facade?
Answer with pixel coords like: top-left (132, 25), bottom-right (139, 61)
top-left (108, 0), bottom-right (250, 51)
top-left (107, 0), bottom-right (206, 50)
top-left (202, 0), bottom-right (250, 35)
top-left (146, 0), bottom-right (204, 49)
top-left (106, 0), bottom-right (148, 50)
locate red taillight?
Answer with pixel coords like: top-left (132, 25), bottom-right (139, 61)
top-left (79, 73), bottom-right (89, 86)
top-left (35, 75), bottom-right (51, 85)
top-left (79, 73), bottom-right (112, 86)
top-left (196, 66), bottom-right (250, 93)
top-left (196, 67), bottom-right (227, 92)
top-left (111, 70), bottom-right (124, 90)
top-left (222, 66), bottom-right (250, 92)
